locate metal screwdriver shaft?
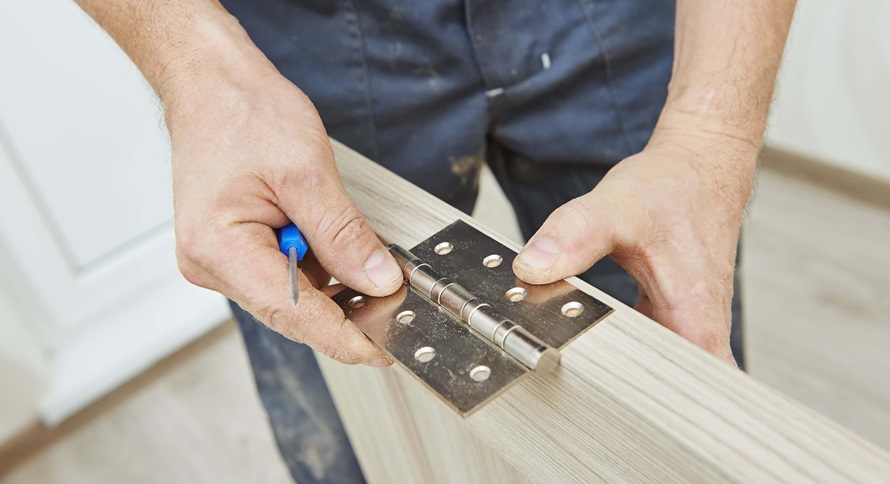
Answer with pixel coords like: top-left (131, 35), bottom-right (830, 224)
top-left (288, 246), bottom-right (300, 307)
top-left (278, 223), bottom-right (309, 309)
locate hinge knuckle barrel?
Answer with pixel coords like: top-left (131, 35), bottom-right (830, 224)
top-left (438, 283), bottom-right (476, 319)
top-left (460, 299), bottom-right (486, 322)
top-left (467, 305), bottom-right (501, 341)
top-left (408, 264), bottom-right (443, 299)
top-left (430, 279), bottom-right (452, 303)
top-left (493, 320), bottom-right (518, 348)
top-left (504, 329), bottom-right (561, 373)
top-left (388, 243), bottom-right (561, 372)
top-left (388, 244), bottom-right (422, 273)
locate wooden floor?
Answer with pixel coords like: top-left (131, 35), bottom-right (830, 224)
top-left (2, 165), bottom-right (889, 482)
top-left (0, 324), bottom-right (293, 484)
top-left (744, 169), bottom-right (890, 449)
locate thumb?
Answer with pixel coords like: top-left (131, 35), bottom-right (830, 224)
top-left (514, 192), bottom-right (623, 284)
top-left (275, 163), bottom-right (403, 298)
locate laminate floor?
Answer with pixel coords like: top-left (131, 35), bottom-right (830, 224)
top-left (1, 325), bottom-right (293, 484)
top-left (3, 165), bottom-right (889, 482)
top-left (744, 170), bottom-right (890, 449)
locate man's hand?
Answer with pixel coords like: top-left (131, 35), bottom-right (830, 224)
top-left (516, 0), bottom-right (795, 364)
top-left (170, 68), bottom-right (403, 366)
top-left (514, 132), bottom-right (757, 365)
top-left (75, 0), bottom-right (402, 366)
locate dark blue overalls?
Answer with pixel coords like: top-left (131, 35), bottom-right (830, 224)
top-left (218, 1), bottom-right (744, 481)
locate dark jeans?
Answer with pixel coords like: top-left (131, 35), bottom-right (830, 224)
top-left (222, 1), bottom-right (744, 482)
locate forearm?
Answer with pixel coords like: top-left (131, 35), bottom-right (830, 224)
top-left (656, 0), bottom-right (796, 149)
top-left (74, 0), bottom-right (277, 122)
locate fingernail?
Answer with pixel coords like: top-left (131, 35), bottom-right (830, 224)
top-left (516, 238), bottom-right (560, 271)
top-left (364, 249), bottom-right (402, 288)
top-left (365, 356), bottom-right (392, 368)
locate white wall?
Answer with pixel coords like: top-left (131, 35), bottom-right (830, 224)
top-left (767, 1), bottom-right (890, 181)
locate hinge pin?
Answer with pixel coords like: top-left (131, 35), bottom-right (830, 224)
top-left (389, 244), bottom-right (560, 372)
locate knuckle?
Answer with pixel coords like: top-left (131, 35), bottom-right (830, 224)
top-left (536, 201), bottom-right (592, 253)
top-left (269, 143), bottom-right (332, 191)
top-left (318, 318), bottom-right (366, 364)
top-left (566, 195), bottom-right (619, 243)
top-left (259, 305), bottom-right (303, 342)
top-left (547, 195), bottom-right (619, 258)
top-left (175, 223), bottom-right (200, 262)
top-left (175, 249), bottom-right (203, 285)
top-left (685, 327), bottom-right (727, 354)
top-left (174, 219), bottom-right (231, 288)
top-left (174, 225), bottom-right (210, 285)
top-left (555, 198), bottom-right (595, 232)
top-left (316, 204), bottom-right (370, 249)
top-left (262, 306), bottom-right (284, 332)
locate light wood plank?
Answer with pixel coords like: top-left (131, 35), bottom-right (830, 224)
top-left (318, 140), bottom-right (890, 483)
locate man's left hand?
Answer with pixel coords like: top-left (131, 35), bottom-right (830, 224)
top-left (513, 131), bottom-right (758, 365)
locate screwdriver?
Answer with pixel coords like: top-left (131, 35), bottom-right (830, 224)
top-left (277, 223), bottom-right (309, 307)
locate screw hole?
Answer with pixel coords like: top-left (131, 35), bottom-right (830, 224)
top-left (396, 310), bottom-right (415, 325)
top-left (414, 346), bottom-right (436, 362)
top-left (505, 287), bottom-right (527, 302)
top-left (561, 301), bottom-right (584, 317)
top-left (482, 254), bottom-right (503, 268)
top-left (434, 242), bottom-right (453, 255)
top-left (470, 365), bottom-right (491, 382)
top-left (348, 296), bottom-right (366, 308)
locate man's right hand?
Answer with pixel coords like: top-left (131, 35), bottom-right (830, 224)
top-left (169, 68), bottom-right (403, 366)
top-left (74, 0), bottom-right (401, 366)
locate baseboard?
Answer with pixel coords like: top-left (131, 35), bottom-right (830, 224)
top-left (760, 146), bottom-right (890, 211)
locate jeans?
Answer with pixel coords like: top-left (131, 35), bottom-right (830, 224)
top-left (221, 1), bottom-right (744, 482)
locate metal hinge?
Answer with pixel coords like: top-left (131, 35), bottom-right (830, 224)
top-left (333, 220), bottom-right (612, 416)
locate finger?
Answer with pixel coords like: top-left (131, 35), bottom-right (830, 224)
top-left (514, 191), bottom-right (625, 284)
top-left (637, 282), bottom-right (649, 300)
top-left (634, 295), bottom-right (653, 319)
top-left (634, 264), bottom-right (737, 366)
top-left (321, 283), bottom-right (346, 298)
top-left (184, 222), bottom-right (390, 366)
top-left (271, 147), bottom-right (403, 298)
top-left (654, 304), bottom-right (736, 366)
top-left (300, 251), bottom-right (331, 289)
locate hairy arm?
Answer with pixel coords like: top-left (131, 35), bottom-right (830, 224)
top-left (74, 0), bottom-right (273, 123)
top-left (516, 1), bottom-right (796, 364)
top-left (659, 0), bottom-right (797, 150)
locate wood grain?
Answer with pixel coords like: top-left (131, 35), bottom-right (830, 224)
top-left (317, 140), bottom-right (890, 483)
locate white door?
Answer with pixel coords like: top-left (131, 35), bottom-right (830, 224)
top-left (0, 0), bottom-right (229, 425)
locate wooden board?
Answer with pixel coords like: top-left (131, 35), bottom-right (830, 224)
top-left (316, 140), bottom-right (890, 483)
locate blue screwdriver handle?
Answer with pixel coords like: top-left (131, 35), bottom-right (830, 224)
top-left (277, 223), bottom-right (308, 261)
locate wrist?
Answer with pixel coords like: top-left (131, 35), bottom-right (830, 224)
top-left (155, 12), bottom-right (284, 132)
top-left (649, 102), bottom-right (763, 164)
top-left (655, 85), bottom-right (770, 154)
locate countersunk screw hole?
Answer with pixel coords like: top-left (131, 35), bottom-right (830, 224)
top-left (414, 346), bottom-right (436, 362)
top-left (482, 254), bottom-right (503, 268)
top-left (396, 310), bottom-right (416, 325)
top-left (470, 365), bottom-right (491, 382)
top-left (434, 242), bottom-right (453, 255)
top-left (505, 287), bottom-right (527, 302)
top-left (348, 296), bottom-right (366, 308)
top-left (561, 301), bottom-right (584, 317)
